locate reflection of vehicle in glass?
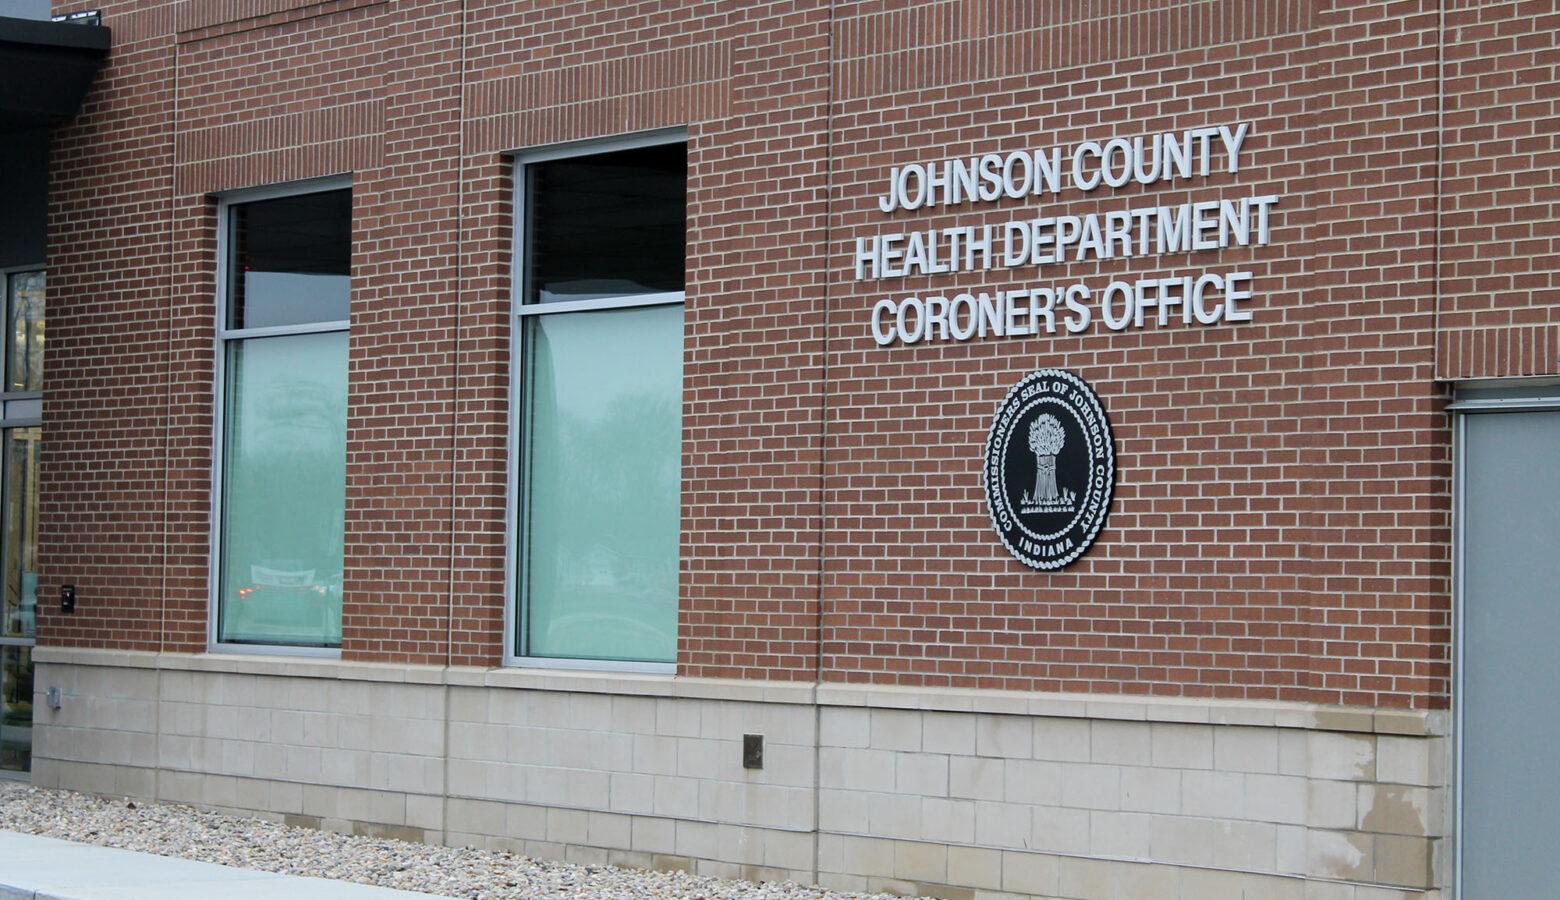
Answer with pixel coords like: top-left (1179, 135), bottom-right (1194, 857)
top-left (535, 606), bottom-right (676, 663)
top-left (242, 563), bottom-right (320, 592)
top-left (532, 553), bottom-right (676, 662)
top-left (228, 562), bottom-right (342, 644)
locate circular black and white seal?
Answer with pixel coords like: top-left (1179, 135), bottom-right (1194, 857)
top-left (983, 369), bottom-right (1115, 569)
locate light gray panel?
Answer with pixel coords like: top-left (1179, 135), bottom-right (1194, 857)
top-left (0, 1), bottom-right (50, 20)
top-left (1461, 408), bottom-right (1560, 898)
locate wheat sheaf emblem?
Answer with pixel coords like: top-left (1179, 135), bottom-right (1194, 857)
top-left (1020, 413), bottom-right (1077, 514)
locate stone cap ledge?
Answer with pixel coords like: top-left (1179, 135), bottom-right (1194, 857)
top-left (815, 683), bottom-right (1447, 736)
top-left (33, 646), bottom-right (1445, 736)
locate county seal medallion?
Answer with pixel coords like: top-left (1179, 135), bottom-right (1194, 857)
top-left (983, 369), bottom-right (1116, 569)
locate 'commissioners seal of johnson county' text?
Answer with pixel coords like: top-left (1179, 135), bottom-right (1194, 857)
top-left (983, 369), bottom-right (1116, 569)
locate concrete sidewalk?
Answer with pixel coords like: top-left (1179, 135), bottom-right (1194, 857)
top-left (0, 830), bottom-right (459, 900)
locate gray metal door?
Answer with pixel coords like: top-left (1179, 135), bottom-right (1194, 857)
top-left (1459, 405), bottom-right (1560, 897)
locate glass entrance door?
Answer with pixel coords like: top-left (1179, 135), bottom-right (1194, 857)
top-left (0, 427), bottom-right (38, 771)
top-left (0, 268), bottom-right (42, 773)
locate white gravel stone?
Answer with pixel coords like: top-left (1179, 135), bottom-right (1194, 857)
top-left (0, 782), bottom-right (930, 900)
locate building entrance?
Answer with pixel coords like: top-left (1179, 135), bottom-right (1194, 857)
top-left (0, 269), bottom-right (41, 773)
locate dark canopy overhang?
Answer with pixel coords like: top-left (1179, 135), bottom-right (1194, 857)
top-left (0, 15), bottom-right (109, 133)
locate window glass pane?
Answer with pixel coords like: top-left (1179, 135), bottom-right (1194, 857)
top-left (523, 304), bottom-right (682, 662)
top-left (1, 427), bottom-right (38, 640)
top-left (219, 332), bottom-right (347, 647)
top-left (7, 271), bottom-right (43, 392)
top-left (525, 143), bottom-right (686, 304)
top-left (0, 644), bottom-right (30, 772)
top-left (229, 190), bottom-right (350, 329)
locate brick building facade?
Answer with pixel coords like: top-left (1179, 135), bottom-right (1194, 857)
top-left (26, 1), bottom-right (1560, 898)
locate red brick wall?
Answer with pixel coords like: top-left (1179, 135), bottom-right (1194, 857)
top-left (42, 1), bottom-right (178, 652)
top-left (38, 0), bottom-right (1558, 709)
top-left (1436, 0), bottom-right (1560, 379)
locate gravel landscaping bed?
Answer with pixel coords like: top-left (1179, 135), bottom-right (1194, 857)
top-left (0, 782), bottom-right (927, 900)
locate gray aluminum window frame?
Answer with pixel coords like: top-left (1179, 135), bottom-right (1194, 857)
top-left (208, 175), bottom-right (351, 658)
top-left (503, 127), bottom-right (685, 674)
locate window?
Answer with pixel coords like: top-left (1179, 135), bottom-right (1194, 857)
top-left (512, 133), bottom-right (686, 668)
top-left (0, 267), bottom-right (42, 771)
top-left (214, 182), bottom-right (350, 650)
top-left (6, 270), bottom-right (42, 394)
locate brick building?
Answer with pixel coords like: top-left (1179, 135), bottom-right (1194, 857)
top-left (21, 1), bottom-right (1560, 898)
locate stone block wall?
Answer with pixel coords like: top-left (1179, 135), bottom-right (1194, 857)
top-left (34, 649), bottom-right (1446, 900)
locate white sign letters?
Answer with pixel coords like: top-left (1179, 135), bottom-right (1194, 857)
top-left (857, 123), bottom-right (1281, 347)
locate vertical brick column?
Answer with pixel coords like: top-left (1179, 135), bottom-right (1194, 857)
top-left (445, 150), bottom-right (510, 668)
top-left (679, 1), bottom-right (834, 680)
top-left (1296, 0), bottom-right (1450, 710)
top-left (40, 1), bottom-right (179, 650)
top-left (1436, 0), bottom-right (1560, 379)
top-left (341, 1), bottom-right (466, 663)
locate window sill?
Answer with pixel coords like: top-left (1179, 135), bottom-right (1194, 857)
top-left (208, 642), bottom-right (342, 660)
top-left (504, 657), bottom-right (674, 676)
